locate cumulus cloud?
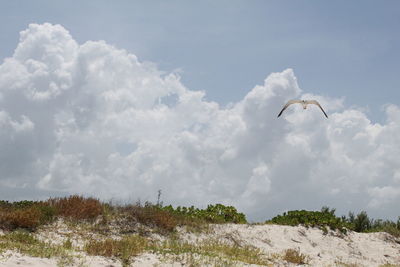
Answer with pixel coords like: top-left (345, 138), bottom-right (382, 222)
top-left (1, 23), bottom-right (399, 221)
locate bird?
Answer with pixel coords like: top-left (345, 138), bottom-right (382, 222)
top-left (277, 99), bottom-right (328, 118)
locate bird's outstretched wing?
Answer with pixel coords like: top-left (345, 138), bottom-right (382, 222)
top-left (306, 100), bottom-right (328, 118)
top-left (277, 100), bottom-right (302, 117)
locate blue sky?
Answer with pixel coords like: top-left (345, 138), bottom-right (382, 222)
top-left (1, 1), bottom-right (400, 221)
top-left (1, 1), bottom-right (399, 122)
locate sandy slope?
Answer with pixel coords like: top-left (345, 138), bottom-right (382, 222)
top-left (1, 223), bottom-right (399, 266)
top-left (186, 224), bottom-right (400, 266)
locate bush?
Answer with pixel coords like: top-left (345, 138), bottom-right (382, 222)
top-left (0, 196), bottom-right (103, 231)
top-left (269, 208), bottom-right (400, 237)
top-left (0, 207), bottom-right (42, 230)
top-left (0, 196), bottom-right (103, 230)
top-left (0, 201), bottom-right (56, 231)
top-left (127, 202), bottom-right (177, 233)
top-left (48, 195), bottom-right (103, 221)
top-left (267, 208), bottom-right (350, 233)
top-left (348, 214), bottom-right (400, 237)
top-left (205, 204), bottom-right (247, 224)
top-left (352, 211), bottom-right (371, 232)
top-left (162, 203), bottom-right (247, 224)
top-left (118, 202), bottom-right (246, 234)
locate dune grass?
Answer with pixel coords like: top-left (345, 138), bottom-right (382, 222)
top-left (0, 230), bottom-right (74, 264)
top-left (152, 237), bottom-right (271, 266)
top-left (282, 248), bottom-right (309, 265)
top-left (84, 235), bottom-right (272, 266)
top-left (85, 235), bottom-right (148, 266)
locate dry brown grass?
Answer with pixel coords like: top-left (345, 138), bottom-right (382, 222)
top-left (121, 203), bottom-right (177, 233)
top-left (0, 207), bottom-right (42, 230)
top-left (85, 235), bottom-right (148, 266)
top-left (48, 195), bottom-right (103, 221)
top-left (282, 248), bottom-right (309, 265)
top-left (0, 202), bottom-right (55, 231)
top-left (0, 195), bottom-right (102, 231)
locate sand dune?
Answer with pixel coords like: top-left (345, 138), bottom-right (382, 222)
top-left (1, 221), bottom-right (399, 266)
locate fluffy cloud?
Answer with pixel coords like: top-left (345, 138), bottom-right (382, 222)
top-left (1, 23), bottom-right (399, 221)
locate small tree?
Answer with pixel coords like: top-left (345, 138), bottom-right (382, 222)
top-left (353, 211), bottom-right (371, 232)
top-left (397, 217), bottom-right (400, 230)
top-left (347, 211), bottom-right (355, 223)
top-left (321, 206), bottom-right (336, 215)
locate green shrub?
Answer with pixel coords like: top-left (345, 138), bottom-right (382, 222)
top-left (269, 208), bottom-right (400, 237)
top-left (355, 215), bottom-right (400, 237)
top-left (118, 202), bottom-right (246, 234)
top-left (162, 203), bottom-right (247, 224)
top-left (11, 200), bottom-right (36, 209)
top-left (37, 205), bottom-right (57, 223)
top-left (267, 207), bottom-right (350, 233)
top-left (352, 211), bottom-right (371, 232)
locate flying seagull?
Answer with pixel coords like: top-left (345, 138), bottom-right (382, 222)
top-left (277, 100), bottom-right (328, 118)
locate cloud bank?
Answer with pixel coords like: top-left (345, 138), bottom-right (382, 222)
top-left (1, 23), bottom-right (399, 221)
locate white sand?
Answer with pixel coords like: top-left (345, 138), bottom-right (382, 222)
top-left (0, 251), bottom-right (58, 267)
top-left (187, 224), bottom-right (400, 266)
top-left (1, 223), bottom-right (399, 266)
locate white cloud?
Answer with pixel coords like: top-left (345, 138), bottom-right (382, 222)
top-left (1, 23), bottom-right (399, 221)
top-left (368, 186), bottom-right (400, 208)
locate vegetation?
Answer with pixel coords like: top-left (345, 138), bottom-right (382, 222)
top-left (0, 200), bottom-right (56, 231)
top-left (346, 211), bottom-right (400, 237)
top-left (267, 206), bottom-right (400, 237)
top-left (282, 248), bottom-right (309, 265)
top-left (1, 196), bottom-right (399, 236)
top-left (48, 195), bottom-right (103, 221)
top-left (110, 201), bottom-right (247, 235)
top-left (266, 207), bottom-right (350, 233)
top-left (0, 195), bottom-right (247, 236)
top-left (1, 195), bottom-right (400, 266)
top-left (85, 236), bottom-right (270, 266)
top-left (85, 235), bottom-right (148, 266)
top-left (161, 203), bottom-right (247, 224)
top-left (153, 237), bottom-right (270, 266)
top-left (0, 196), bottom-right (102, 231)
top-left (0, 230), bottom-right (73, 264)
top-left (117, 202), bottom-right (179, 233)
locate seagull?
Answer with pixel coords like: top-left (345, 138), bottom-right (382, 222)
top-left (277, 100), bottom-right (328, 118)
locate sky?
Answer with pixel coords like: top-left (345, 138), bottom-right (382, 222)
top-left (0, 1), bottom-right (399, 221)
